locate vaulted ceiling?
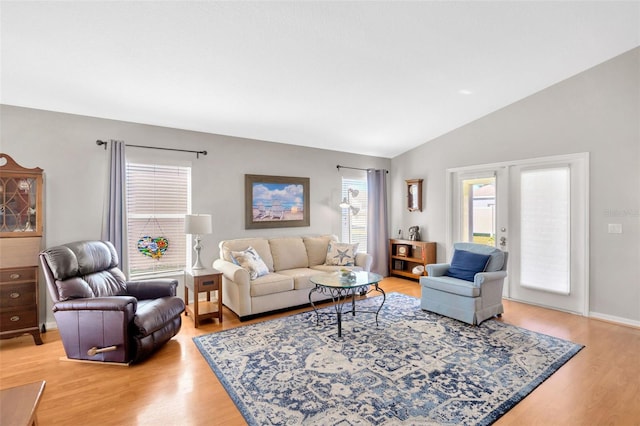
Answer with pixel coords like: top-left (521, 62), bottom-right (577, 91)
top-left (1, 1), bottom-right (638, 158)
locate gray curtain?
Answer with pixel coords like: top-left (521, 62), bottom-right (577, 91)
top-left (367, 169), bottom-right (389, 276)
top-left (101, 140), bottom-right (128, 273)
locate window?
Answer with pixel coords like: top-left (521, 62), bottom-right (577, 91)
top-left (459, 176), bottom-right (496, 246)
top-left (126, 163), bottom-right (191, 277)
top-left (341, 177), bottom-right (367, 253)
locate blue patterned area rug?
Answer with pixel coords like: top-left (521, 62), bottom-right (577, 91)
top-left (193, 293), bottom-right (583, 425)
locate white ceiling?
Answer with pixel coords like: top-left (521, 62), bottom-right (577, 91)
top-left (1, 1), bottom-right (639, 158)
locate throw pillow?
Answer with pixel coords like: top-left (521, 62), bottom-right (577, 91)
top-left (231, 246), bottom-right (269, 280)
top-left (325, 242), bottom-right (358, 266)
top-left (445, 249), bottom-right (491, 282)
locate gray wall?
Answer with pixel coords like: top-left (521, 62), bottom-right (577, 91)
top-left (0, 106), bottom-right (390, 326)
top-left (2, 47), bottom-right (637, 327)
top-left (390, 47), bottom-right (640, 324)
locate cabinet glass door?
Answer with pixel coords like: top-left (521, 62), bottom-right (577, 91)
top-left (0, 176), bottom-right (41, 234)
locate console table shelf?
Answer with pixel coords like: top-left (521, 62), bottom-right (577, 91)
top-left (389, 239), bottom-right (436, 281)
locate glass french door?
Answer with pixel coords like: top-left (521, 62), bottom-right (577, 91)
top-left (449, 154), bottom-right (589, 315)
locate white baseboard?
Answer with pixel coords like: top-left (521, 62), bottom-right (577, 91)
top-left (43, 321), bottom-right (58, 332)
top-left (589, 311), bottom-right (640, 329)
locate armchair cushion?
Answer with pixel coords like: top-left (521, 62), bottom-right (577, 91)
top-left (445, 249), bottom-right (491, 282)
top-left (453, 242), bottom-right (505, 272)
top-left (423, 276), bottom-right (481, 297)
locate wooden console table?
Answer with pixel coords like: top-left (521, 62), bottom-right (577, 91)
top-left (0, 380), bottom-right (46, 426)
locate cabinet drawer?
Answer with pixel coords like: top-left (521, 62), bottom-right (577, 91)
top-left (0, 308), bottom-right (37, 331)
top-left (0, 282), bottom-right (36, 308)
top-left (0, 268), bottom-right (36, 283)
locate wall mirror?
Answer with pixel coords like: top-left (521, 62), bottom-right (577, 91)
top-left (406, 179), bottom-right (423, 212)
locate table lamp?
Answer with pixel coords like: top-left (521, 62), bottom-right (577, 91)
top-left (185, 214), bottom-right (212, 270)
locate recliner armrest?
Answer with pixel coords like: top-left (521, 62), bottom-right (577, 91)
top-left (426, 263), bottom-right (450, 277)
top-left (52, 296), bottom-right (137, 313)
top-left (127, 279), bottom-right (178, 299)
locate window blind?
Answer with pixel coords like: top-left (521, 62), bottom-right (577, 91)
top-left (126, 163), bottom-right (191, 277)
top-left (341, 177), bottom-right (368, 253)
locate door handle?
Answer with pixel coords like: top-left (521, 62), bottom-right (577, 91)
top-left (499, 236), bottom-right (507, 247)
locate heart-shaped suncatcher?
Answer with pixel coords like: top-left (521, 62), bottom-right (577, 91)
top-left (137, 236), bottom-right (169, 259)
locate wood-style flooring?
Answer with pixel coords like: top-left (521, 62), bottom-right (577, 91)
top-left (1, 277), bottom-right (638, 425)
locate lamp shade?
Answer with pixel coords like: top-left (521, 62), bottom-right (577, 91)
top-left (185, 214), bottom-right (212, 235)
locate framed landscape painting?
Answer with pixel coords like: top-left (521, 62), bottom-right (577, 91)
top-left (245, 174), bottom-right (310, 229)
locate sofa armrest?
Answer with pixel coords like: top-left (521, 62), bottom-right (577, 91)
top-left (213, 259), bottom-right (250, 285)
top-left (474, 270), bottom-right (507, 286)
top-left (355, 252), bottom-right (373, 272)
top-left (426, 263), bottom-right (450, 277)
top-left (213, 258), bottom-right (252, 318)
top-left (127, 279), bottom-right (178, 299)
top-left (52, 296), bottom-right (137, 314)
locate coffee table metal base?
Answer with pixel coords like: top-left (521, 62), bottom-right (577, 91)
top-left (309, 282), bottom-right (385, 337)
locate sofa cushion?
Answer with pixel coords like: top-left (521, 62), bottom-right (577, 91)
top-left (231, 247), bottom-right (270, 280)
top-left (269, 237), bottom-right (309, 271)
top-left (325, 242), bottom-right (358, 266)
top-left (250, 273), bottom-right (294, 297)
top-left (276, 268), bottom-right (320, 290)
top-left (221, 238), bottom-right (274, 272)
top-left (303, 235), bottom-right (337, 266)
top-left (445, 249), bottom-right (490, 282)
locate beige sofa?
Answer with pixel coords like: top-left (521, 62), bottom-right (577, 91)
top-left (213, 235), bottom-right (372, 320)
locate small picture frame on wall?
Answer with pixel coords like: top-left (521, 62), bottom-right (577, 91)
top-left (245, 174), bottom-right (310, 229)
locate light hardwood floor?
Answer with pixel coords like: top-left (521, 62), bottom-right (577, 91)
top-left (1, 277), bottom-right (639, 425)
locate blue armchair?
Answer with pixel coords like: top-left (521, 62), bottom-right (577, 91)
top-left (420, 242), bottom-right (508, 325)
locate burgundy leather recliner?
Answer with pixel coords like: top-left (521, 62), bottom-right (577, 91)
top-left (40, 240), bottom-right (185, 364)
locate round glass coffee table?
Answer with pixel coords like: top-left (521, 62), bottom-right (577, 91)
top-left (309, 271), bottom-right (385, 337)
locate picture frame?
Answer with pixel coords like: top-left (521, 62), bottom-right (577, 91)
top-left (245, 174), bottom-right (310, 229)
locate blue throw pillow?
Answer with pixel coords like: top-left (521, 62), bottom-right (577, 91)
top-left (445, 249), bottom-right (491, 282)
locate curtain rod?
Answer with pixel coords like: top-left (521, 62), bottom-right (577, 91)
top-left (96, 140), bottom-right (207, 159)
top-left (336, 165), bottom-right (388, 173)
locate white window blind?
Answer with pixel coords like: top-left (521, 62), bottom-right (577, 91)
top-left (341, 177), bottom-right (368, 253)
top-left (126, 163), bottom-right (191, 277)
top-left (520, 166), bottom-right (570, 294)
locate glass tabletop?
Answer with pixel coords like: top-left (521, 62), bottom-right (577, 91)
top-left (310, 271), bottom-right (383, 289)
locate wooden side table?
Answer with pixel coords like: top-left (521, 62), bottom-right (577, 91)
top-left (184, 268), bottom-right (223, 328)
top-left (0, 380), bottom-right (46, 426)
